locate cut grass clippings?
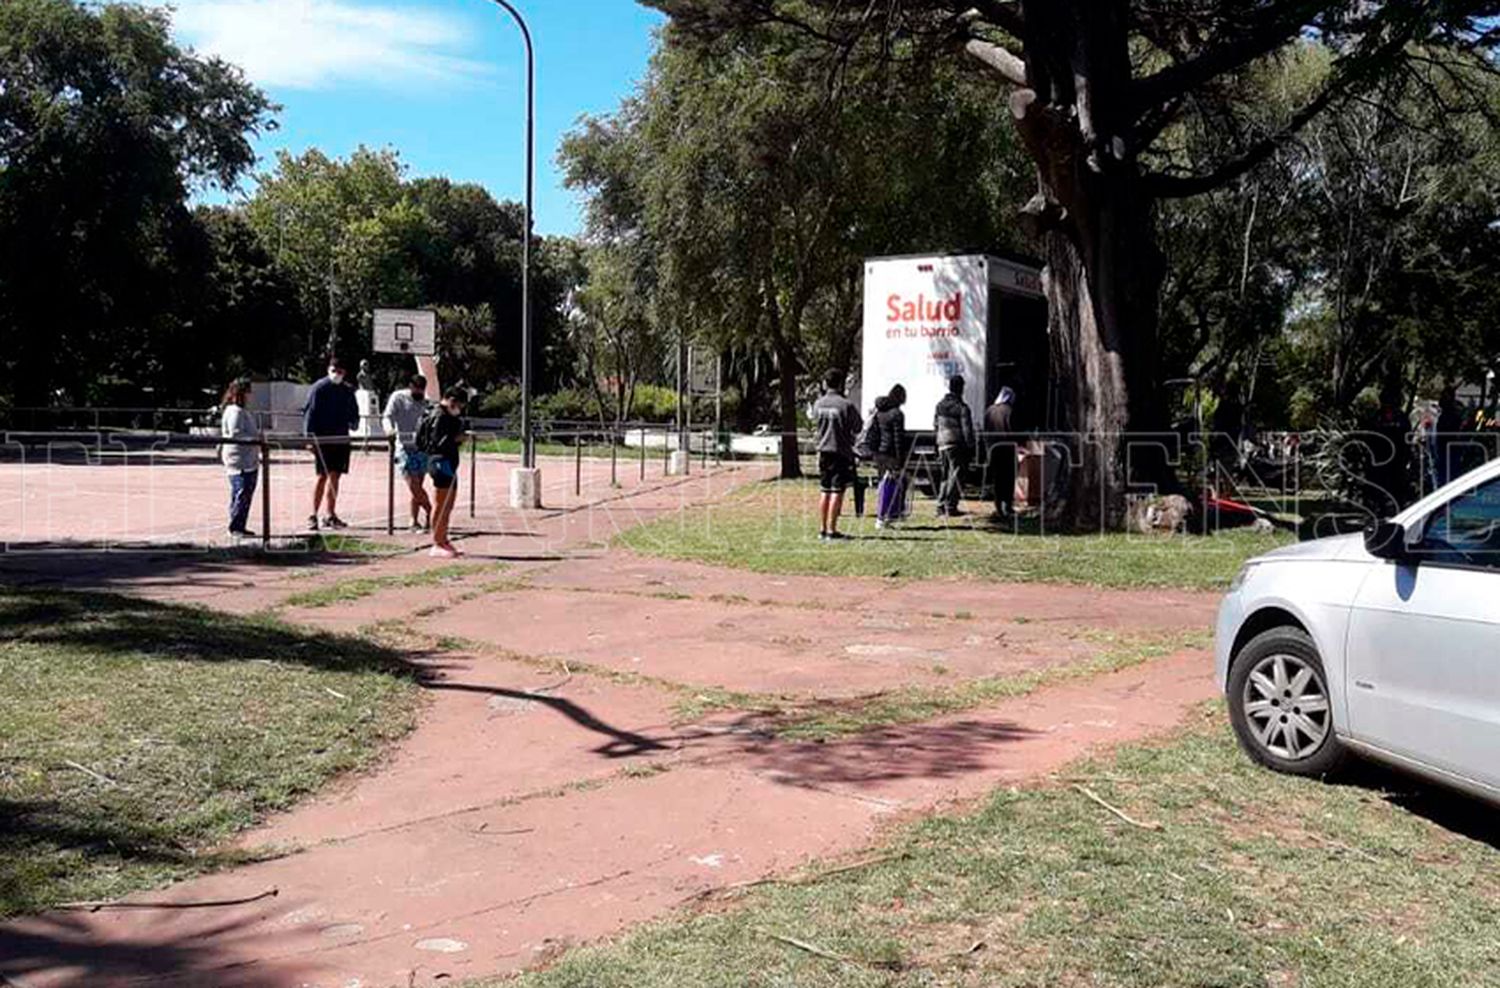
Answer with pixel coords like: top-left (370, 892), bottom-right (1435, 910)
top-left (0, 587), bottom-right (422, 918)
top-left (495, 704), bottom-right (1500, 988)
top-left (619, 480), bottom-right (1293, 591)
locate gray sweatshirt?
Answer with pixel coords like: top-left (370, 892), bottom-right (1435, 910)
top-left (220, 405), bottom-right (259, 474)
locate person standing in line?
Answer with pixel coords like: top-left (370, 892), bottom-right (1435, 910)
top-left (1433, 386), bottom-right (1464, 488)
top-left (984, 386), bottom-right (1018, 518)
top-left (220, 377), bottom-right (260, 539)
top-left (383, 373), bottom-right (433, 531)
top-left (303, 355), bottom-right (360, 531)
top-left (421, 386), bottom-right (470, 558)
top-left (813, 369), bottom-right (862, 541)
top-left (872, 384), bottom-right (908, 530)
top-left (934, 374), bottom-right (976, 516)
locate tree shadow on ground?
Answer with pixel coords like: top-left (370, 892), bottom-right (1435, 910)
top-left (0, 906), bottom-right (324, 988)
top-left (0, 585), bottom-right (414, 677)
top-left (0, 538), bottom-right (386, 591)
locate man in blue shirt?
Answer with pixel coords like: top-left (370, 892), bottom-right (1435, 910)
top-left (302, 355), bottom-right (360, 531)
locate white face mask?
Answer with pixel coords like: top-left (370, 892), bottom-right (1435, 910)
top-left (329, 369), bottom-right (344, 384)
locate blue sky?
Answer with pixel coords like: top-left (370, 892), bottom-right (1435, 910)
top-left (161, 0), bottom-right (664, 234)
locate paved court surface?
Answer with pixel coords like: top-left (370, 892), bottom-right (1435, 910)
top-left (0, 443), bottom-right (708, 549)
top-left (0, 459), bottom-right (1223, 988)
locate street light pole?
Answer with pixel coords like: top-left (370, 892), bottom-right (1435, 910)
top-left (488, 0), bottom-right (536, 473)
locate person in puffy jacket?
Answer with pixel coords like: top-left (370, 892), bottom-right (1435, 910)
top-left (872, 384), bottom-right (908, 528)
top-left (933, 375), bottom-right (975, 516)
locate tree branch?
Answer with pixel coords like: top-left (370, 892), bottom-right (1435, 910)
top-left (1143, 83), bottom-right (1340, 198)
top-left (969, 0), bottom-right (1024, 38)
top-left (964, 37), bottom-right (1027, 87)
top-left (1144, 8), bottom-right (1427, 199)
top-left (1130, 1), bottom-right (1329, 114)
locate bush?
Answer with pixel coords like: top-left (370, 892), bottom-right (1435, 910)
top-left (536, 387), bottom-right (603, 423)
top-left (630, 384), bottom-right (677, 423)
top-left (473, 384), bottom-right (521, 419)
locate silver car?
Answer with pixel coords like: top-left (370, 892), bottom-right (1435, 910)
top-left (1216, 458), bottom-right (1500, 804)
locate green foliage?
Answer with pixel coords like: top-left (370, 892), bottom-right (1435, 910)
top-left (0, 0), bottom-right (274, 405)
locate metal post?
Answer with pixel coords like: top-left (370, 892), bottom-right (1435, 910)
top-left (575, 437), bottom-right (582, 496)
top-left (469, 432), bottom-right (477, 518)
top-left (663, 424), bottom-right (670, 475)
top-left (611, 432), bottom-right (618, 487)
top-left (487, 0), bottom-right (535, 470)
top-left (387, 432), bottom-right (396, 536)
top-left (260, 437), bottom-right (271, 551)
top-left (714, 353), bottom-right (723, 466)
top-left (640, 427), bottom-right (646, 480)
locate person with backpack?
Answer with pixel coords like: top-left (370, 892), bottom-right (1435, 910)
top-left (813, 369), bottom-right (862, 541)
top-left (416, 386), bottom-right (470, 558)
top-left (871, 384), bottom-right (908, 530)
top-left (934, 375), bottom-right (976, 517)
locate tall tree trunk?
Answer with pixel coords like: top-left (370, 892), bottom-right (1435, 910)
top-left (1009, 2), bottom-right (1167, 529)
top-left (774, 335), bottom-right (802, 479)
top-left (1038, 191), bottom-right (1165, 530)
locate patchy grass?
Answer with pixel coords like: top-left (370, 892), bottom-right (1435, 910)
top-left (495, 705), bottom-right (1500, 988)
top-left (473, 438), bottom-right (612, 458)
top-left (0, 587), bottom-right (422, 918)
top-left (619, 480), bottom-right (1293, 591)
top-left (674, 630), bottom-right (1207, 740)
top-left (279, 562), bottom-right (504, 608)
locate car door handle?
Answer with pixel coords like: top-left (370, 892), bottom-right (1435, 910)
top-left (1354, 680), bottom-right (1376, 691)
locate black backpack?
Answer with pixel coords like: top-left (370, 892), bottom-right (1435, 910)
top-left (414, 408), bottom-right (443, 454)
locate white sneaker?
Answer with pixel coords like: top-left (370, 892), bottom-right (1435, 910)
top-left (874, 519), bottom-right (886, 530)
top-left (429, 545), bottom-right (458, 558)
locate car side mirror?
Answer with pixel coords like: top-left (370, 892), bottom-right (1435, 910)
top-left (1364, 519), bottom-right (1412, 562)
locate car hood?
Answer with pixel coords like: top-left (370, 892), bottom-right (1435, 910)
top-left (1253, 532), bottom-right (1366, 565)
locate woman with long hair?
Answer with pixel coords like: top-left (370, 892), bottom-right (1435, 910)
top-left (220, 377), bottom-right (260, 538)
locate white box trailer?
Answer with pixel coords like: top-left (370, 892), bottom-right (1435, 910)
top-left (859, 253), bottom-right (1048, 431)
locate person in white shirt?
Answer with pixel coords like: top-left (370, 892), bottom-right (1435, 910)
top-left (219, 378), bottom-right (260, 538)
top-left (382, 373), bottom-right (432, 531)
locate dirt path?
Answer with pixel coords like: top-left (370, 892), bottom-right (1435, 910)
top-left (0, 465), bottom-right (1223, 988)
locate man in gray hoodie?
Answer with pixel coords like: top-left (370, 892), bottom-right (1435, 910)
top-left (933, 374), bottom-right (975, 516)
top-left (813, 369), bottom-right (862, 541)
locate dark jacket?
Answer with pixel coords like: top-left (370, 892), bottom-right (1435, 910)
top-left (934, 393), bottom-right (975, 453)
top-left (873, 396), bottom-right (907, 462)
top-left (303, 377), bottom-right (359, 437)
top-left (814, 389), bottom-right (862, 459)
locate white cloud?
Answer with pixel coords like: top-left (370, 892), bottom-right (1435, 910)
top-left (162, 0), bottom-right (493, 90)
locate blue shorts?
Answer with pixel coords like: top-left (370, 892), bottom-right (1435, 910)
top-left (396, 447), bottom-right (428, 478)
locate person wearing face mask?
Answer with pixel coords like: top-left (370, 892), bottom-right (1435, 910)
top-left (383, 373), bottom-right (433, 531)
top-left (302, 355), bottom-right (360, 531)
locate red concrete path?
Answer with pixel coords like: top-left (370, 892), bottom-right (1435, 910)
top-left (0, 467), bottom-right (1224, 988)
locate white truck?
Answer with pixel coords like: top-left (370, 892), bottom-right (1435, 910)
top-left (858, 253), bottom-right (1048, 431)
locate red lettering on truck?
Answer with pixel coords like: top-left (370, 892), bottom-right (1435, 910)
top-left (885, 292), bottom-right (962, 322)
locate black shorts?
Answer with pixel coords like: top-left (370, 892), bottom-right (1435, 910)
top-left (428, 455), bottom-right (459, 490)
top-left (312, 438), bottom-right (351, 476)
top-left (818, 452), bottom-right (855, 494)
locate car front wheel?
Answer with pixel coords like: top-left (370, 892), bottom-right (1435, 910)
top-left (1227, 626), bottom-right (1346, 777)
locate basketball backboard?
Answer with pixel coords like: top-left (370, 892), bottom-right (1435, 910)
top-left (372, 308), bottom-right (437, 355)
